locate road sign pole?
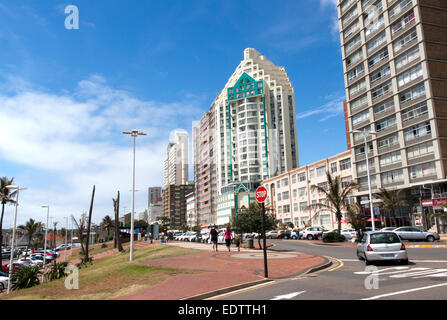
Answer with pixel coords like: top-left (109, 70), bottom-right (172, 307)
top-left (261, 202), bottom-right (268, 278)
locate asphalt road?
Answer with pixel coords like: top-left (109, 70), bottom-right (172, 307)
top-left (210, 239), bottom-right (447, 300)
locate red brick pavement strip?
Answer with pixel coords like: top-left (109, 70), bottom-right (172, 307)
top-left (118, 250), bottom-right (325, 300)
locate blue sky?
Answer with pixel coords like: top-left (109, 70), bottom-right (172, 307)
top-left (0, 0), bottom-right (347, 226)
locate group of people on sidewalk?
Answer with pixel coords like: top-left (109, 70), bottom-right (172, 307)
top-left (209, 225), bottom-right (241, 252)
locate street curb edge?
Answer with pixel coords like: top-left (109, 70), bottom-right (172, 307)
top-left (181, 279), bottom-right (272, 300)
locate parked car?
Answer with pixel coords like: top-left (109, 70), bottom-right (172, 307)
top-left (302, 227), bottom-right (326, 240)
top-left (18, 257), bottom-right (43, 267)
top-left (173, 232), bottom-right (184, 240)
top-left (392, 227), bottom-right (440, 242)
top-left (0, 272), bottom-right (8, 292)
top-left (291, 229), bottom-right (301, 240)
top-left (357, 231), bottom-right (408, 265)
top-left (323, 228), bottom-right (357, 240)
top-left (277, 230), bottom-right (291, 239)
top-left (380, 227), bottom-right (397, 232)
top-left (186, 232), bottom-right (202, 242)
top-left (201, 232), bottom-right (210, 243)
top-left (2, 263), bottom-right (24, 273)
top-left (265, 230), bottom-right (279, 239)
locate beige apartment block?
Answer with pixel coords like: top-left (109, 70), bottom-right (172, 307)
top-left (262, 151), bottom-right (354, 230)
top-left (338, 0), bottom-right (447, 225)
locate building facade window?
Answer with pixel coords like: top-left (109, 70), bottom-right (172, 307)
top-left (379, 150), bottom-right (402, 166)
top-left (397, 63), bottom-right (423, 87)
top-left (402, 102), bottom-right (428, 122)
top-left (409, 162), bottom-right (436, 179)
top-left (407, 141), bottom-right (434, 160)
top-left (404, 121), bottom-right (431, 141)
top-left (381, 169), bottom-right (404, 184)
top-left (340, 158), bottom-right (352, 171)
top-left (316, 166), bottom-right (326, 176)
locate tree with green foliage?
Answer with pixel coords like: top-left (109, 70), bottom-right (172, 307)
top-left (374, 188), bottom-right (408, 227)
top-left (179, 223), bottom-right (189, 232)
top-left (11, 265), bottom-right (41, 290)
top-left (18, 219), bottom-right (44, 255)
top-left (100, 215), bottom-right (114, 237)
top-left (346, 203), bottom-right (368, 240)
top-left (231, 202), bottom-right (278, 249)
top-left (0, 176), bottom-right (17, 266)
top-left (310, 172), bottom-right (359, 234)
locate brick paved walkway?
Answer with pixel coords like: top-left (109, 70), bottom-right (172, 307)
top-left (118, 241), bottom-right (325, 300)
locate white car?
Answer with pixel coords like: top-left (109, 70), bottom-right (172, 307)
top-left (18, 257), bottom-right (44, 267)
top-left (0, 274), bottom-right (9, 292)
top-left (302, 227), bottom-right (326, 240)
top-left (178, 232), bottom-right (195, 241)
top-left (323, 228), bottom-right (357, 240)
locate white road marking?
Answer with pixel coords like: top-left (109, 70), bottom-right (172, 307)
top-left (354, 266), bottom-right (409, 275)
top-left (361, 282), bottom-right (447, 300)
top-left (413, 272), bottom-right (447, 279)
top-left (205, 281), bottom-right (276, 300)
top-left (389, 269), bottom-right (447, 278)
top-left (342, 259), bottom-right (447, 263)
top-left (271, 291), bottom-right (306, 300)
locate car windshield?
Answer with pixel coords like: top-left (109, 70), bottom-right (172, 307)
top-left (370, 233), bottom-right (401, 244)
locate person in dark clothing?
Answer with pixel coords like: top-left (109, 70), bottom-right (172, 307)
top-left (210, 226), bottom-right (219, 252)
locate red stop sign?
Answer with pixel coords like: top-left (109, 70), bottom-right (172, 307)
top-left (255, 186), bottom-right (268, 203)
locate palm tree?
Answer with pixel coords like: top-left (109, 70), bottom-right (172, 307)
top-left (346, 203), bottom-right (368, 240)
top-left (0, 177), bottom-right (17, 266)
top-left (374, 188), bottom-right (408, 227)
top-left (18, 219), bottom-right (44, 256)
top-left (100, 215), bottom-right (114, 238)
top-left (310, 172), bottom-right (359, 234)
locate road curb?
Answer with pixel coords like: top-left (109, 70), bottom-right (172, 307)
top-left (182, 255), bottom-right (331, 300)
top-left (303, 257), bottom-right (333, 274)
top-left (181, 279), bottom-right (272, 300)
top-left (405, 244), bottom-right (447, 248)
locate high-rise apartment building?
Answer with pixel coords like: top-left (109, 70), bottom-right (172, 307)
top-left (212, 48), bottom-right (299, 225)
top-left (148, 187), bottom-right (162, 207)
top-left (338, 0), bottom-right (447, 208)
top-left (162, 183), bottom-right (195, 227)
top-left (193, 105), bottom-right (218, 227)
top-left (164, 131), bottom-right (189, 187)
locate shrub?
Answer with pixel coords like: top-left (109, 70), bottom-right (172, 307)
top-left (11, 265), bottom-right (41, 290)
top-left (322, 232), bottom-right (346, 243)
top-left (47, 262), bottom-right (68, 281)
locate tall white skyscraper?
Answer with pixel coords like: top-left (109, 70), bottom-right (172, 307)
top-left (215, 48), bottom-right (299, 193)
top-left (164, 131), bottom-right (189, 187)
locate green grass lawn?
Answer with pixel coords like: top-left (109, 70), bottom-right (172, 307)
top-left (2, 244), bottom-right (199, 300)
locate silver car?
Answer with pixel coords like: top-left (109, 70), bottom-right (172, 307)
top-left (357, 231), bottom-right (408, 265)
top-left (392, 227), bottom-right (440, 242)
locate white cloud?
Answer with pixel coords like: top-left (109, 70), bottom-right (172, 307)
top-left (296, 94), bottom-right (346, 122)
top-left (0, 75), bottom-right (204, 227)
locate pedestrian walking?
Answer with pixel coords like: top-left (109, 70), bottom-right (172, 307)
top-left (234, 234), bottom-right (241, 252)
top-left (224, 226), bottom-right (232, 252)
top-left (210, 225), bottom-right (218, 252)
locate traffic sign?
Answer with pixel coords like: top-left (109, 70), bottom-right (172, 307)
top-left (255, 186), bottom-right (268, 203)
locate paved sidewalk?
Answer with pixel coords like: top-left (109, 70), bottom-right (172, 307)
top-left (118, 241), bottom-right (326, 300)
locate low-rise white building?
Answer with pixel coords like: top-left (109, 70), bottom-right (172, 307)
top-left (262, 150), bottom-right (354, 230)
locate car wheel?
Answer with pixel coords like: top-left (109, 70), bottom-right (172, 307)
top-left (317, 235), bottom-right (323, 240)
top-left (426, 235), bottom-right (435, 242)
top-left (292, 236), bottom-right (297, 240)
top-left (0, 282), bottom-right (4, 292)
top-left (365, 258), bottom-right (372, 265)
top-left (357, 252), bottom-right (363, 261)
top-left (307, 234), bottom-right (313, 240)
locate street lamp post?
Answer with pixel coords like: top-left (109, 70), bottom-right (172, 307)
top-left (123, 129), bottom-right (147, 262)
top-left (70, 217), bottom-right (74, 256)
top-left (41, 205), bottom-right (50, 282)
top-left (64, 216), bottom-right (68, 262)
top-left (5, 185), bottom-right (27, 294)
top-left (352, 128), bottom-right (377, 231)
